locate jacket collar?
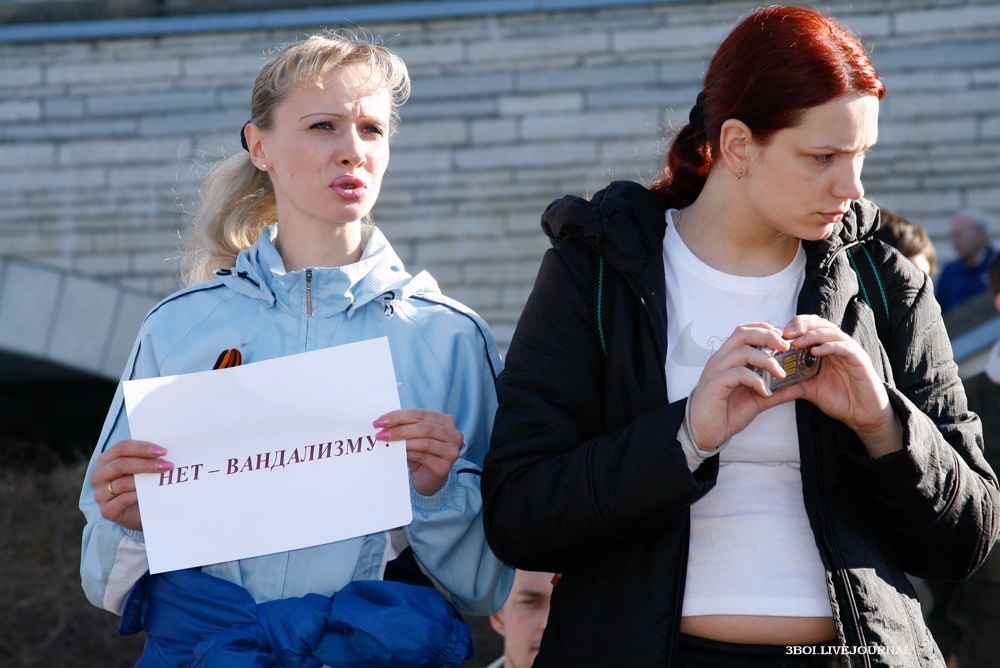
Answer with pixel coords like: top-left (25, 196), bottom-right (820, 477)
top-left (795, 198), bottom-right (882, 323)
top-left (802, 197), bottom-right (881, 269)
top-left (218, 224), bottom-right (436, 317)
top-left (543, 181), bottom-right (881, 278)
top-left (541, 182), bottom-right (882, 359)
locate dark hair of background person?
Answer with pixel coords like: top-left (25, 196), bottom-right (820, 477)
top-left (876, 208), bottom-right (938, 276)
top-left (651, 5), bottom-right (886, 207)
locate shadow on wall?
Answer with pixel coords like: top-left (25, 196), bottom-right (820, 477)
top-left (0, 377), bottom-right (116, 470)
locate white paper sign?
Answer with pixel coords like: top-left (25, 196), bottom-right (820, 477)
top-left (123, 337), bottom-right (411, 574)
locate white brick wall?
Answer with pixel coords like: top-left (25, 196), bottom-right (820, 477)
top-left (1, 0), bottom-right (999, 363)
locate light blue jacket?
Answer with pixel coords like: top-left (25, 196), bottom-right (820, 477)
top-left (80, 224), bottom-right (513, 622)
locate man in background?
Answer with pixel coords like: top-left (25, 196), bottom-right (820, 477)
top-left (936, 210), bottom-right (996, 312)
top-left (486, 570), bottom-right (554, 668)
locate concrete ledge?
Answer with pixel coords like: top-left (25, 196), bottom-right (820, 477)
top-left (0, 256), bottom-right (157, 381)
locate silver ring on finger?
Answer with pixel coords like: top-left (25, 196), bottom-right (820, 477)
top-left (108, 480), bottom-right (116, 497)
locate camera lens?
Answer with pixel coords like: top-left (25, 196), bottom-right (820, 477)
top-left (803, 351), bottom-right (816, 368)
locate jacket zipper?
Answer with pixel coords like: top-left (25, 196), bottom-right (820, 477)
top-left (626, 283), bottom-right (668, 370)
top-left (305, 268), bottom-right (313, 317)
top-left (811, 421), bottom-right (869, 666)
top-left (806, 231), bottom-right (870, 663)
top-left (820, 235), bottom-right (871, 270)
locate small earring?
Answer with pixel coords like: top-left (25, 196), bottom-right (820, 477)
top-left (736, 168), bottom-right (743, 180)
top-left (260, 163), bottom-right (267, 170)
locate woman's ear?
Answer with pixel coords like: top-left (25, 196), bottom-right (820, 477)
top-left (243, 123), bottom-right (268, 170)
top-left (719, 118), bottom-right (752, 179)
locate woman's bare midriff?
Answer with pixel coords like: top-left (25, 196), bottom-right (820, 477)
top-left (680, 615), bottom-right (837, 645)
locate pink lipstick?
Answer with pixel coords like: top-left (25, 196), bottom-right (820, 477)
top-left (330, 175), bottom-right (367, 201)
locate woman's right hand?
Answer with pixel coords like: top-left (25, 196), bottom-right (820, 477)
top-left (91, 440), bottom-right (173, 532)
top-left (686, 322), bottom-right (799, 451)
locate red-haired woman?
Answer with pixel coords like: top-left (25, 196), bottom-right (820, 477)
top-left (483, 5), bottom-right (998, 666)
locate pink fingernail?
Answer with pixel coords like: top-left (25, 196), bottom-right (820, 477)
top-left (375, 429), bottom-right (390, 441)
top-left (372, 417), bottom-right (388, 428)
top-left (151, 446), bottom-right (167, 456)
top-left (156, 460), bottom-right (174, 471)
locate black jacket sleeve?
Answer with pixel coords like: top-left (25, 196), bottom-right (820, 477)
top-left (849, 252), bottom-right (1000, 580)
top-left (482, 241), bottom-right (716, 573)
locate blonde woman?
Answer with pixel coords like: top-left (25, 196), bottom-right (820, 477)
top-left (80, 31), bottom-right (512, 666)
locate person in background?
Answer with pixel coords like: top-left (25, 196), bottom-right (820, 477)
top-left (943, 252), bottom-right (1000, 668)
top-left (482, 5), bottom-right (999, 666)
top-left (932, 252), bottom-right (1000, 668)
top-left (79, 30), bottom-right (512, 667)
top-left (986, 254), bottom-right (1000, 384)
top-left (936, 210), bottom-right (996, 312)
top-left (876, 207), bottom-right (937, 276)
top-left (486, 570), bottom-right (555, 668)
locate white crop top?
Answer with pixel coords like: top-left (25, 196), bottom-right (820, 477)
top-left (663, 209), bottom-right (832, 618)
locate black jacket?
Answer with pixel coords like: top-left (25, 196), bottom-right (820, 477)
top-left (482, 181), bottom-right (999, 667)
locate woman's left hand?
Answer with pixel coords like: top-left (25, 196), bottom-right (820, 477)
top-left (374, 409), bottom-right (463, 496)
top-left (778, 315), bottom-right (903, 458)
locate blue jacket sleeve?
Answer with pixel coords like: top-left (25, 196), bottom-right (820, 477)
top-left (398, 300), bottom-right (513, 615)
top-left (79, 328), bottom-right (154, 614)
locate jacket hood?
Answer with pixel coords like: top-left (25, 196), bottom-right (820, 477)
top-left (541, 180), bottom-right (882, 274)
top-left (541, 181), bottom-right (670, 277)
top-left (216, 224), bottom-right (442, 317)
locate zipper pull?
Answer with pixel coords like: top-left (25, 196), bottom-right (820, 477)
top-left (305, 268), bottom-right (313, 316)
top-left (383, 294), bottom-right (396, 318)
